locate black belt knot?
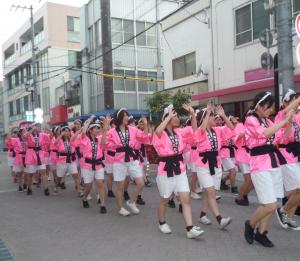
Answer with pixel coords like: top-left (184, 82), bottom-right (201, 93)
top-left (58, 152), bottom-right (76, 163)
top-left (279, 142), bottom-right (300, 162)
top-left (221, 145), bottom-right (237, 158)
top-left (85, 157), bottom-right (105, 171)
top-left (159, 154), bottom-right (183, 178)
top-left (116, 146), bottom-right (138, 162)
top-left (250, 145), bottom-right (287, 168)
top-left (199, 151), bottom-right (218, 175)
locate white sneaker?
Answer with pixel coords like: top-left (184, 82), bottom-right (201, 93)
top-left (187, 226), bottom-right (204, 239)
top-left (219, 217), bottom-right (232, 230)
top-left (126, 201), bottom-right (140, 214)
top-left (199, 216), bottom-right (212, 225)
top-left (159, 223), bottom-right (172, 234)
top-left (195, 187), bottom-right (203, 194)
top-left (216, 195), bottom-right (221, 201)
top-left (47, 175), bottom-right (52, 181)
top-left (119, 207), bottom-right (131, 216)
top-left (191, 192), bottom-right (201, 200)
top-left (87, 194), bottom-right (92, 201)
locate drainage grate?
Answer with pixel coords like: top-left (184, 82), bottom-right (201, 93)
top-left (0, 240), bottom-right (15, 261)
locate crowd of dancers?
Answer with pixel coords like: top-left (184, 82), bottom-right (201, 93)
top-left (3, 90), bottom-right (300, 247)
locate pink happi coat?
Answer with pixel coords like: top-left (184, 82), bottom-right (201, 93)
top-left (55, 138), bottom-right (76, 164)
top-left (194, 126), bottom-right (233, 168)
top-left (25, 132), bottom-right (49, 165)
top-left (219, 125), bottom-right (236, 159)
top-left (72, 134), bottom-right (105, 170)
top-left (106, 126), bottom-right (149, 163)
top-left (50, 137), bottom-right (58, 165)
top-left (245, 115), bottom-right (281, 173)
top-left (11, 137), bottom-right (26, 167)
top-left (275, 109), bottom-right (300, 164)
top-left (152, 126), bottom-right (194, 176)
top-left (233, 123), bottom-right (250, 165)
top-left (5, 139), bottom-right (15, 158)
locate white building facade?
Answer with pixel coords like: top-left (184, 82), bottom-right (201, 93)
top-left (80, 0), bottom-right (180, 115)
top-left (162, 0), bottom-right (300, 116)
top-left (2, 3), bottom-right (81, 131)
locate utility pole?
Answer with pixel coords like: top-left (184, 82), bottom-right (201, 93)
top-left (101, 0), bottom-right (114, 109)
top-left (275, 0), bottom-right (294, 93)
top-left (156, 0), bottom-right (163, 91)
top-left (11, 5), bottom-right (39, 109)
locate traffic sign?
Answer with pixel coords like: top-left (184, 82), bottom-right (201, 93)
top-left (295, 13), bottom-right (300, 38)
top-left (259, 29), bottom-right (273, 48)
top-left (261, 52), bottom-right (274, 70)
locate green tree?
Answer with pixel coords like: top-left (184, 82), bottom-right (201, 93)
top-left (146, 90), bottom-right (191, 124)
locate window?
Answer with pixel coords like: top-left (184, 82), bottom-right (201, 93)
top-left (113, 69), bottom-right (136, 91)
top-left (8, 75), bottom-right (12, 90)
top-left (67, 16), bottom-right (80, 42)
top-left (293, 0), bottom-right (300, 17)
top-left (95, 20), bottom-right (101, 47)
top-left (24, 95), bottom-right (29, 111)
top-left (16, 99), bottom-right (21, 115)
top-left (9, 101), bottom-right (14, 116)
top-left (172, 52), bottom-right (196, 80)
top-left (88, 26), bottom-right (94, 51)
top-left (123, 20), bottom-right (134, 45)
top-left (235, 0), bottom-right (270, 46)
top-left (111, 18), bottom-right (134, 45)
top-left (136, 22), bottom-right (156, 47)
top-left (111, 18), bottom-right (123, 44)
top-left (42, 87), bottom-right (50, 113)
top-left (138, 71), bottom-right (158, 92)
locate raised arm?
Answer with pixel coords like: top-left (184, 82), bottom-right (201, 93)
top-left (182, 104), bottom-right (197, 131)
top-left (216, 105), bottom-right (234, 130)
top-left (155, 110), bottom-right (176, 138)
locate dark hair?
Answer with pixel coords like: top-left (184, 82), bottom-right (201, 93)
top-left (185, 118), bottom-right (191, 126)
top-left (196, 109), bottom-right (213, 126)
top-left (253, 92), bottom-right (274, 110)
top-left (114, 109), bottom-right (129, 126)
top-left (128, 117), bottom-right (136, 126)
top-left (110, 118), bottom-right (115, 127)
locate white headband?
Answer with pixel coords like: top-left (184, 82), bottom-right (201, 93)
top-left (61, 126), bottom-right (70, 131)
top-left (88, 123), bottom-right (100, 130)
top-left (128, 115), bottom-right (134, 120)
top-left (282, 89), bottom-right (296, 102)
top-left (254, 92), bottom-right (272, 110)
top-left (54, 126), bottom-right (60, 133)
top-left (199, 108), bottom-right (207, 124)
top-left (162, 104), bottom-right (174, 120)
top-left (117, 108), bottom-right (127, 118)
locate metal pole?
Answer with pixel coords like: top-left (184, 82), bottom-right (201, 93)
top-left (274, 53), bottom-right (280, 113)
top-left (30, 5), bottom-right (38, 109)
top-left (156, 0), bottom-right (163, 91)
top-left (275, 0), bottom-right (294, 93)
top-left (101, 0), bottom-right (114, 109)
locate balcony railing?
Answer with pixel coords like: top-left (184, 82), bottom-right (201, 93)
top-left (20, 31), bottom-right (45, 55)
top-left (4, 53), bottom-right (16, 66)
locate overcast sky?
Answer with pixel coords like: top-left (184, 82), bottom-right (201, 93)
top-left (0, 0), bottom-right (89, 80)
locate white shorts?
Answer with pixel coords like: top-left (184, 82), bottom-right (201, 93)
top-left (24, 164), bottom-right (46, 174)
top-left (239, 163), bottom-right (250, 175)
top-left (196, 167), bottom-right (222, 190)
top-left (281, 163), bottom-right (300, 192)
top-left (56, 162), bottom-right (78, 178)
top-left (13, 165), bottom-right (25, 173)
top-left (45, 157), bottom-right (50, 166)
top-left (81, 168), bottom-right (105, 183)
top-left (184, 152), bottom-right (191, 170)
top-left (105, 163), bottom-right (113, 174)
top-left (113, 160), bottom-right (143, 182)
top-left (156, 172), bottom-right (190, 198)
top-left (7, 157), bottom-right (14, 167)
top-left (221, 158), bottom-right (237, 171)
top-left (251, 168), bottom-right (284, 204)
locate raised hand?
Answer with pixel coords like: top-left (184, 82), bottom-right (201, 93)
top-left (182, 104), bottom-right (194, 114)
top-left (140, 115), bottom-right (148, 126)
top-left (216, 105), bottom-right (225, 117)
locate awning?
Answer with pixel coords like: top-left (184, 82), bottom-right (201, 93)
top-left (192, 74), bottom-right (300, 101)
top-left (73, 109), bottom-right (149, 121)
